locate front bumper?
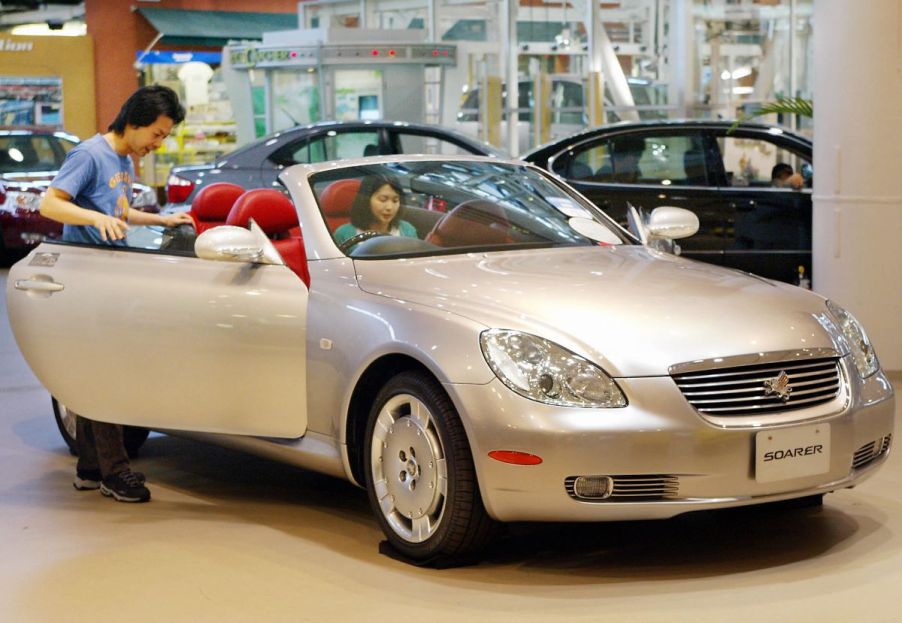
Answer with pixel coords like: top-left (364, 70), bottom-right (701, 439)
top-left (446, 360), bottom-right (895, 522)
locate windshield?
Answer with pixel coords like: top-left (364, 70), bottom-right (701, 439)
top-left (312, 159), bottom-right (630, 259)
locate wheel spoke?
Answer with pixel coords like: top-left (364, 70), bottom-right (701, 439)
top-left (411, 515), bottom-right (432, 542)
top-left (409, 397), bottom-right (431, 430)
top-left (374, 478), bottom-right (394, 514)
top-left (436, 458), bottom-right (448, 495)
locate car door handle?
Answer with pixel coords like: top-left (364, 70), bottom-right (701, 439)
top-left (15, 279), bottom-right (65, 293)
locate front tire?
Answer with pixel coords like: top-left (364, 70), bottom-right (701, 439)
top-left (364, 371), bottom-right (496, 564)
top-left (51, 397), bottom-right (150, 458)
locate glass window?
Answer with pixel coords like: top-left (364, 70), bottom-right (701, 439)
top-left (717, 136), bottom-right (811, 188)
top-left (0, 135), bottom-right (67, 173)
top-left (559, 133), bottom-right (709, 186)
top-left (271, 130), bottom-right (380, 166)
top-left (397, 132), bottom-right (476, 156)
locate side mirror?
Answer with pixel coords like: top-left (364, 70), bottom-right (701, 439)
top-left (195, 226), bottom-right (264, 262)
top-left (194, 219), bottom-right (284, 266)
top-left (646, 206), bottom-right (699, 241)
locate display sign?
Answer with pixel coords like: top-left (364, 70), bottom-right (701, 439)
top-left (135, 51), bottom-right (222, 65)
top-left (229, 43), bottom-right (455, 69)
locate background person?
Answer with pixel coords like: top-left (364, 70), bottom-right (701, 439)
top-left (333, 174), bottom-right (417, 246)
top-left (39, 85), bottom-right (193, 503)
top-left (771, 162), bottom-right (804, 189)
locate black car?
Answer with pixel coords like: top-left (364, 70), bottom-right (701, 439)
top-left (165, 120), bottom-right (504, 208)
top-left (524, 120), bottom-right (813, 285)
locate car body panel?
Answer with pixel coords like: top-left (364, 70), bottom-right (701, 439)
top-left (7, 244), bottom-right (308, 437)
top-left (351, 245), bottom-right (843, 377)
top-left (6, 155), bottom-right (894, 539)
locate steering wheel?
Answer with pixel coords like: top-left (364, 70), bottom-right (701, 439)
top-left (337, 230), bottom-right (393, 253)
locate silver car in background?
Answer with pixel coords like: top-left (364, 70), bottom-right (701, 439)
top-left (6, 156), bottom-right (894, 565)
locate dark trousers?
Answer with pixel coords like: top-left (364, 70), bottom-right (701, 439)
top-left (75, 415), bottom-right (129, 477)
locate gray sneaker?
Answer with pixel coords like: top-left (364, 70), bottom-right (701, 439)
top-left (100, 470), bottom-right (151, 503)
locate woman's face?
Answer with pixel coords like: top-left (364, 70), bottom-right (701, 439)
top-left (368, 183), bottom-right (401, 228)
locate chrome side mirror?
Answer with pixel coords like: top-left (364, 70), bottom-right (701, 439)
top-left (194, 219), bottom-right (284, 266)
top-left (195, 226), bottom-right (264, 262)
top-left (646, 206), bottom-right (699, 241)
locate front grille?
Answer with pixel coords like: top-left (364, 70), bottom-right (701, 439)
top-left (852, 434), bottom-right (893, 470)
top-left (565, 474), bottom-right (679, 502)
top-left (671, 357), bottom-right (841, 417)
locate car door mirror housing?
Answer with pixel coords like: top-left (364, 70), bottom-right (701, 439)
top-left (646, 206), bottom-right (699, 240)
top-left (195, 225), bottom-right (267, 263)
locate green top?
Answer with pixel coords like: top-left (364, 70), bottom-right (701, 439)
top-left (333, 220), bottom-right (418, 248)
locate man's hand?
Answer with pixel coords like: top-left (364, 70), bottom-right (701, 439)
top-left (93, 213), bottom-right (129, 241)
top-left (159, 212), bottom-right (195, 228)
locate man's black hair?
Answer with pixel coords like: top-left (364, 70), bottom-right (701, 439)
top-left (108, 85), bottom-right (185, 134)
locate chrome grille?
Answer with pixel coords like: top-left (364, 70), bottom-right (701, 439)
top-left (852, 434), bottom-right (893, 470)
top-left (565, 475), bottom-right (679, 502)
top-left (671, 357), bottom-right (841, 416)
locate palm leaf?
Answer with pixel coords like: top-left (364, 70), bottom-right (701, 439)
top-left (728, 96), bottom-right (813, 133)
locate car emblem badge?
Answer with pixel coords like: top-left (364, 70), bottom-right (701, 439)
top-left (764, 371), bottom-right (793, 401)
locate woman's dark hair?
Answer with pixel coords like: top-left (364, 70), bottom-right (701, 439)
top-left (108, 85), bottom-right (186, 134)
top-left (349, 174), bottom-right (405, 229)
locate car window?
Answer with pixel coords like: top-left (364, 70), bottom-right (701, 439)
top-left (555, 133), bottom-right (709, 186)
top-left (717, 136), bottom-right (812, 188)
top-left (313, 160), bottom-right (629, 258)
top-left (396, 131), bottom-right (477, 156)
top-left (0, 135), bottom-right (67, 172)
top-left (270, 130), bottom-right (381, 166)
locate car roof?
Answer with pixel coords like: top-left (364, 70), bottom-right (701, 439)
top-left (220, 119), bottom-right (502, 166)
top-left (523, 119), bottom-right (811, 161)
top-left (0, 127), bottom-right (80, 142)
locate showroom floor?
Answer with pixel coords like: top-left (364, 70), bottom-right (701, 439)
top-left (1, 267), bottom-right (900, 623)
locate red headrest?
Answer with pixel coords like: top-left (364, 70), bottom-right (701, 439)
top-left (426, 200), bottom-right (511, 247)
top-left (226, 189), bottom-right (298, 235)
top-left (190, 182), bottom-right (245, 222)
top-left (319, 179), bottom-right (361, 230)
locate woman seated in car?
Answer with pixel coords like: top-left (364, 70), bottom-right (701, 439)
top-left (333, 174), bottom-right (418, 246)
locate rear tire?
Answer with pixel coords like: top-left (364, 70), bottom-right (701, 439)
top-left (364, 371), bottom-right (497, 564)
top-left (51, 397), bottom-right (150, 459)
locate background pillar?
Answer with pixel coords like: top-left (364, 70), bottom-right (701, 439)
top-left (813, 0), bottom-right (902, 370)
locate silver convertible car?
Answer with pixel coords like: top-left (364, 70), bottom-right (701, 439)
top-left (6, 156), bottom-right (895, 565)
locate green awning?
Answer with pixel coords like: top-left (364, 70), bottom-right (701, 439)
top-left (137, 8), bottom-right (298, 47)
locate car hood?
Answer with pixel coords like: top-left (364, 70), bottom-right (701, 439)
top-left (353, 246), bottom-right (843, 377)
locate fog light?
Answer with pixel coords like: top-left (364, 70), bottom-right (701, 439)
top-left (573, 476), bottom-right (613, 499)
top-left (20, 232), bottom-right (45, 243)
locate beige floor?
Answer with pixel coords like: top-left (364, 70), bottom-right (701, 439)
top-left (2, 266), bottom-right (901, 623)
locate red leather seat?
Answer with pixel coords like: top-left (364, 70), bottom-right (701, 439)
top-left (425, 200), bottom-right (513, 247)
top-left (226, 189), bottom-right (310, 287)
top-left (319, 179), bottom-right (361, 231)
top-left (188, 182), bottom-right (245, 234)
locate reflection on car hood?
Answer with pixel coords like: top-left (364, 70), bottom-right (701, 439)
top-left (353, 246), bottom-right (841, 377)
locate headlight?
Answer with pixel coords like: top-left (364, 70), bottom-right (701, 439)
top-left (479, 329), bottom-right (626, 408)
top-left (826, 300), bottom-right (879, 378)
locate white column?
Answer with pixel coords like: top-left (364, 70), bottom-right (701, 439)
top-left (813, 0), bottom-right (902, 370)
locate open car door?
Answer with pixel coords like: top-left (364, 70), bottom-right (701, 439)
top-left (6, 239), bottom-right (307, 438)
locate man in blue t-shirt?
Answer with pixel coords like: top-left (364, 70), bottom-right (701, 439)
top-left (39, 85), bottom-right (193, 503)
